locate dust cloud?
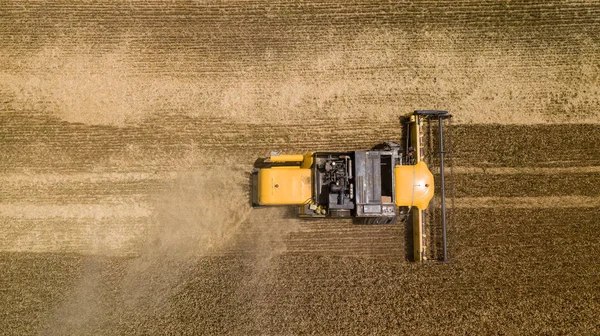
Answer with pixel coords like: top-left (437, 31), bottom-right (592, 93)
top-left (43, 159), bottom-right (298, 333)
top-left (119, 166), bottom-right (251, 309)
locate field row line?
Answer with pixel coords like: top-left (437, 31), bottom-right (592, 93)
top-left (450, 166), bottom-right (600, 175)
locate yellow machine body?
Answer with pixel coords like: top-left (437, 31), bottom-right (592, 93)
top-left (394, 161), bottom-right (434, 210)
top-left (269, 154), bottom-right (305, 162)
top-left (256, 152), bottom-right (435, 209)
top-left (257, 167), bottom-right (312, 205)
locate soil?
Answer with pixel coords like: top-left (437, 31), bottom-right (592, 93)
top-left (1, 1), bottom-right (599, 335)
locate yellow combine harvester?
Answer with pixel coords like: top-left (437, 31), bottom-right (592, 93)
top-left (251, 110), bottom-right (452, 261)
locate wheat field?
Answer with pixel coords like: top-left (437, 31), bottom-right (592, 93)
top-left (1, 1), bottom-right (599, 334)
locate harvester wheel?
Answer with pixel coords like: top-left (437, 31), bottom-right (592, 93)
top-left (355, 216), bottom-right (398, 225)
top-left (329, 209), bottom-right (352, 218)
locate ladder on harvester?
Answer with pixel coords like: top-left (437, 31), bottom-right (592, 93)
top-left (404, 110), bottom-right (454, 262)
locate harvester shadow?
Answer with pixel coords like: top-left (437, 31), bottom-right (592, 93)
top-left (403, 217), bottom-right (415, 262)
top-left (248, 171), bottom-right (256, 208)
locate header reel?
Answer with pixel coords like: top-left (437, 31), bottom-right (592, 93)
top-left (403, 110), bottom-right (454, 262)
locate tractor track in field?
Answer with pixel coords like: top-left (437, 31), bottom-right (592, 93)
top-left (2, 0), bottom-right (600, 335)
top-left (3, 112), bottom-right (600, 171)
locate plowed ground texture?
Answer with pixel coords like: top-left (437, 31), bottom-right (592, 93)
top-left (1, 1), bottom-right (599, 335)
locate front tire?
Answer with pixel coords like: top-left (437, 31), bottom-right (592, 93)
top-left (354, 216), bottom-right (398, 225)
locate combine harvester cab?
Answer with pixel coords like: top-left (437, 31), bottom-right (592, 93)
top-left (251, 110), bottom-right (453, 262)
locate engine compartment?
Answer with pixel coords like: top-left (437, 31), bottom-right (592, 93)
top-left (314, 153), bottom-right (355, 216)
